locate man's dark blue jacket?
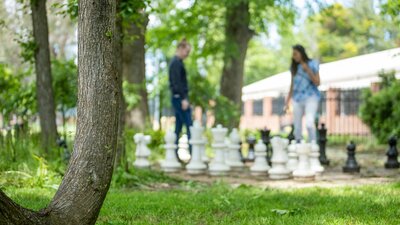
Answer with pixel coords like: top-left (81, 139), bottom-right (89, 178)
top-left (168, 56), bottom-right (188, 100)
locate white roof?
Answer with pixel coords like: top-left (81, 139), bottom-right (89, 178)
top-left (242, 48), bottom-right (400, 100)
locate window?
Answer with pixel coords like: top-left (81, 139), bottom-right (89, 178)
top-left (241, 102), bottom-right (245, 115)
top-left (272, 96), bottom-right (285, 115)
top-left (318, 91), bottom-right (326, 116)
top-left (252, 100), bottom-right (263, 116)
top-left (337, 89), bottom-right (362, 116)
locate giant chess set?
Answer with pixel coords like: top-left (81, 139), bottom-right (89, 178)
top-left (133, 121), bottom-right (399, 180)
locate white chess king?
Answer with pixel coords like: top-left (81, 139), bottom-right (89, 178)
top-left (161, 130), bottom-right (181, 173)
top-left (209, 124), bottom-right (230, 176)
top-left (269, 137), bottom-right (290, 180)
top-left (286, 140), bottom-right (298, 172)
top-left (226, 128), bottom-right (245, 171)
top-left (186, 121), bottom-right (207, 175)
top-left (310, 140), bottom-right (324, 174)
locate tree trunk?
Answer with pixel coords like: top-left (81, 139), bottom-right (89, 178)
top-left (219, 1), bottom-right (253, 127)
top-left (0, 0), bottom-right (119, 224)
top-left (123, 14), bottom-right (149, 129)
top-left (31, 0), bottom-right (58, 152)
top-left (115, 0), bottom-right (126, 169)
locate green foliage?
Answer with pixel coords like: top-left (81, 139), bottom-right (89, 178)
top-left (119, 0), bottom-right (150, 25)
top-left (213, 95), bottom-right (241, 128)
top-left (52, 0), bottom-right (78, 20)
top-left (381, 0), bottom-right (400, 24)
top-left (14, 33), bottom-right (37, 64)
top-left (0, 133), bottom-right (62, 189)
top-left (310, 2), bottom-right (400, 62)
top-left (111, 166), bottom-right (181, 189)
top-left (52, 59), bottom-right (77, 111)
top-left (123, 81), bottom-right (141, 110)
top-left (188, 71), bottom-right (216, 110)
top-left (0, 64), bottom-right (36, 121)
top-left (360, 70), bottom-right (400, 143)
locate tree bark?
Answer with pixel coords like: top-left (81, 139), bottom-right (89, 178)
top-left (123, 14), bottom-right (149, 130)
top-left (219, 1), bottom-right (253, 127)
top-left (0, 0), bottom-right (119, 224)
top-left (31, 0), bottom-right (58, 152)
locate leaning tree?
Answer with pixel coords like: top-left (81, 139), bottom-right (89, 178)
top-left (0, 0), bottom-right (121, 224)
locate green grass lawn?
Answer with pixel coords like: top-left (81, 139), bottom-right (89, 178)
top-left (4, 181), bottom-right (400, 225)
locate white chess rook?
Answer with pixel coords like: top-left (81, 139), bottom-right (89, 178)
top-left (226, 128), bottom-right (245, 171)
top-left (293, 142), bottom-right (316, 180)
top-left (310, 140), bottom-right (324, 174)
top-left (250, 140), bottom-right (270, 176)
top-left (133, 133), bottom-right (151, 169)
top-left (186, 121), bottom-right (207, 175)
top-left (269, 137), bottom-right (290, 179)
top-left (286, 140), bottom-right (298, 172)
top-left (161, 130), bottom-right (181, 173)
top-left (209, 124), bottom-right (230, 176)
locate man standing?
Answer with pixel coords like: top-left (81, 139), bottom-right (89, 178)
top-left (169, 38), bottom-right (192, 162)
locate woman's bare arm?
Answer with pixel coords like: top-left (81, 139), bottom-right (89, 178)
top-left (302, 62), bottom-right (320, 86)
top-left (285, 75), bottom-right (294, 112)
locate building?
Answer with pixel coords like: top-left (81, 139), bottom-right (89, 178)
top-left (241, 48), bottom-right (400, 135)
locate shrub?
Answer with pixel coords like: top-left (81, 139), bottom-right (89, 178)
top-left (359, 71), bottom-right (400, 143)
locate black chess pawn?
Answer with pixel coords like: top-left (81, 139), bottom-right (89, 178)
top-left (246, 135), bottom-right (256, 162)
top-left (385, 136), bottom-right (399, 169)
top-left (287, 124), bottom-right (295, 143)
top-left (239, 141), bottom-right (244, 162)
top-left (260, 128), bottom-right (272, 166)
top-left (343, 141), bottom-right (360, 173)
top-left (318, 123), bottom-right (330, 165)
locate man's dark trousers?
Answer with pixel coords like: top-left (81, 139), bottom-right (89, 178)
top-left (172, 96), bottom-right (193, 160)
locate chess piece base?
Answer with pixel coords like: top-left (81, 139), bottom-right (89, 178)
top-left (134, 159), bottom-right (150, 169)
top-left (385, 161), bottom-right (400, 169)
top-left (320, 159), bottom-right (330, 166)
top-left (269, 169), bottom-right (291, 180)
top-left (162, 168), bottom-right (181, 173)
top-left (343, 166), bottom-right (360, 173)
top-left (187, 163), bottom-right (207, 175)
top-left (161, 161), bottom-right (181, 173)
top-left (209, 163), bottom-right (230, 176)
top-left (293, 170), bottom-right (316, 180)
top-left (187, 169), bottom-right (206, 175)
top-left (250, 171), bottom-right (268, 177)
top-left (293, 175), bottom-right (315, 181)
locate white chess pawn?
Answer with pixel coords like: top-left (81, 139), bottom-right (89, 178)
top-left (226, 128), bottom-right (245, 171)
top-left (178, 134), bottom-right (191, 162)
top-left (269, 137), bottom-right (290, 179)
top-left (133, 133), bottom-right (151, 169)
top-left (209, 124), bottom-right (230, 176)
top-left (161, 130), bottom-right (181, 173)
top-left (310, 140), bottom-right (324, 174)
top-left (186, 121), bottom-right (207, 175)
top-left (250, 140), bottom-right (270, 176)
top-left (293, 142), bottom-right (316, 180)
top-left (286, 140), bottom-right (298, 172)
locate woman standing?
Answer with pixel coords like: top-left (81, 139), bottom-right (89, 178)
top-left (285, 44), bottom-right (321, 142)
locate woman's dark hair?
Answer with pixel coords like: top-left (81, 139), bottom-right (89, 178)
top-left (290, 44), bottom-right (310, 76)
